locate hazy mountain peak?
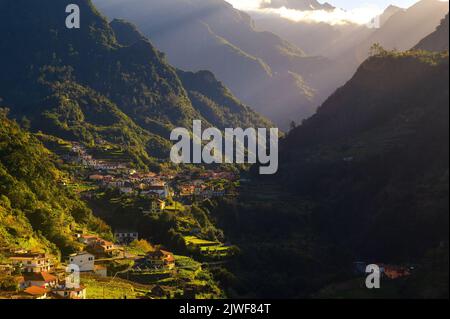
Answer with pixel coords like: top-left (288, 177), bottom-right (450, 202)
top-left (350, 0), bottom-right (449, 65)
top-left (382, 5), bottom-right (403, 16)
top-left (379, 5), bottom-right (404, 26)
top-left (260, 0), bottom-right (335, 11)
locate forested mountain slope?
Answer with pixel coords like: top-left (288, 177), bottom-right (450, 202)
top-left (0, 110), bottom-right (110, 257)
top-left (279, 50), bottom-right (449, 262)
top-left (0, 0), bottom-right (270, 169)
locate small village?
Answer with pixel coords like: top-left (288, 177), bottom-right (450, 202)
top-left (66, 142), bottom-right (237, 202)
top-left (0, 141), bottom-right (240, 299)
top-left (0, 235), bottom-right (180, 299)
top-left (0, 225), bottom-right (232, 299)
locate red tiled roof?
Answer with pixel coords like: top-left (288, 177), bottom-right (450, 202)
top-left (81, 235), bottom-right (98, 239)
top-left (164, 255), bottom-right (175, 263)
top-left (24, 272), bottom-right (57, 283)
top-left (160, 250), bottom-right (173, 256)
top-left (24, 286), bottom-right (48, 296)
top-left (160, 250), bottom-right (175, 262)
top-left (97, 240), bottom-right (114, 246)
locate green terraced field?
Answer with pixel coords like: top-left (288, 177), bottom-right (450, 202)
top-left (184, 236), bottom-right (220, 247)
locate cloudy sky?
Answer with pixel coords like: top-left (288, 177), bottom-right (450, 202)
top-left (225, 0), bottom-right (445, 25)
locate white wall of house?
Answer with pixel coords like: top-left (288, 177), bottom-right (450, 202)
top-left (10, 258), bottom-right (53, 273)
top-left (68, 253), bottom-right (95, 272)
top-left (54, 288), bottom-right (86, 299)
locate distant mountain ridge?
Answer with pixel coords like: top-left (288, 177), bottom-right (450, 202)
top-left (0, 0), bottom-right (270, 169)
top-left (250, 0), bottom-right (448, 97)
top-left (351, 0), bottom-right (449, 63)
top-left (260, 0), bottom-right (335, 11)
top-left (94, 0), bottom-right (336, 128)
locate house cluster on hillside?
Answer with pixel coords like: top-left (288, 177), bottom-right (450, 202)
top-left (76, 234), bottom-right (119, 258)
top-left (132, 249), bottom-right (176, 272)
top-left (63, 142), bottom-right (238, 203)
top-left (173, 170), bottom-right (236, 201)
top-left (0, 231), bottom-right (178, 299)
top-left (88, 171), bottom-right (171, 198)
top-left (178, 182), bottom-right (226, 199)
top-left (0, 232), bottom-right (126, 299)
top-left (66, 143), bottom-right (127, 171)
top-left (0, 251), bottom-right (87, 299)
top-left (85, 165), bottom-right (235, 202)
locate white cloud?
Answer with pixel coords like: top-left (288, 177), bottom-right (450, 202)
top-left (226, 1), bottom-right (383, 25)
top-left (260, 5), bottom-right (383, 25)
top-left (226, 0), bottom-right (270, 10)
